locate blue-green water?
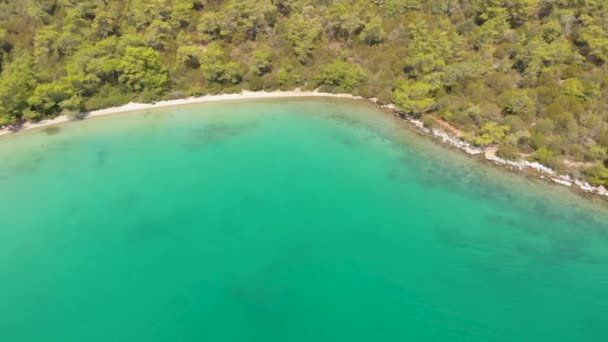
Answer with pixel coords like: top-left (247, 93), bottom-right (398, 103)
top-left (1, 98), bottom-right (607, 341)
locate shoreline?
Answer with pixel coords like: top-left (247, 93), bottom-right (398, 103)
top-left (0, 90), bottom-right (359, 138)
top-left (1, 89), bottom-right (607, 200)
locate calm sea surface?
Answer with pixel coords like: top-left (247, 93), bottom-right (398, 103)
top-left (1, 98), bottom-right (607, 341)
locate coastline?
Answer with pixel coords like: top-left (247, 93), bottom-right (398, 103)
top-left (0, 90), bottom-right (358, 138)
top-left (1, 89), bottom-right (607, 199)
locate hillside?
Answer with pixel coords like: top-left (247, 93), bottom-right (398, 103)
top-left (1, 0), bottom-right (608, 185)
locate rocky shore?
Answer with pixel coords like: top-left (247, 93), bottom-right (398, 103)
top-left (375, 102), bottom-right (608, 199)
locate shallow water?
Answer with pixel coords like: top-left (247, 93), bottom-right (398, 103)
top-left (1, 98), bottom-right (607, 341)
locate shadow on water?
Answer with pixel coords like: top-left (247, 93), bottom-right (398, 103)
top-left (42, 126), bottom-right (61, 135)
top-left (12, 153), bottom-right (45, 175)
top-left (122, 209), bottom-right (194, 245)
top-left (124, 218), bottom-right (177, 244)
top-left (95, 148), bottom-right (108, 167)
top-left (181, 122), bottom-right (257, 149)
top-left (225, 280), bottom-right (288, 320)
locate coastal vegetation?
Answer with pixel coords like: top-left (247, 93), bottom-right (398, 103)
top-left (1, 0), bottom-right (608, 185)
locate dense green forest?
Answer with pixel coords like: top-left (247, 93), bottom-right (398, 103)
top-left (1, 0), bottom-right (608, 185)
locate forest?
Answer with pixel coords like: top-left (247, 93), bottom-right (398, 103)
top-left (1, 0), bottom-right (608, 185)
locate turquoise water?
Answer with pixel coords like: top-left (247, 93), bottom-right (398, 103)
top-left (1, 98), bottom-right (607, 341)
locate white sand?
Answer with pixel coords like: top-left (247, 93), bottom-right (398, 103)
top-left (0, 90), bottom-right (360, 137)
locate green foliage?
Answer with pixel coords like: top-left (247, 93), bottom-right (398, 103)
top-left (285, 13), bottom-right (321, 64)
top-left (250, 49), bottom-right (273, 76)
top-left (560, 78), bottom-right (585, 99)
top-left (394, 80), bottom-right (436, 116)
top-left (405, 19), bottom-right (462, 77)
top-left (496, 144), bottom-right (520, 160)
top-left (27, 81), bottom-right (78, 118)
top-left (34, 25), bottom-right (59, 61)
top-left (222, 0), bottom-right (277, 41)
top-left (474, 122), bottom-right (510, 146)
top-left (577, 24), bottom-right (608, 65)
top-left (2, 0), bottom-right (608, 184)
top-left (421, 115), bottom-right (436, 129)
top-left (118, 47), bottom-right (168, 93)
top-left (197, 12), bottom-right (222, 42)
top-left (83, 84), bottom-right (134, 111)
top-left (532, 147), bottom-right (560, 169)
top-left (176, 45), bottom-right (204, 69)
top-left (171, 0), bottom-right (196, 28)
top-left (473, 9), bottom-right (510, 48)
top-left (359, 16), bottom-right (385, 46)
top-left (199, 43), bottom-right (242, 84)
top-left (585, 164), bottom-right (608, 186)
top-left (317, 60), bottom-right (367, 92)
top-left (498, 89), bottom-right (536, 122)
top-left (145, 19), bottom-right (173, 50)
top-left (327, 0), bottom-right (371, 42)
top-left (0, 54), bottom-right (38, 123)
top-left (196, 0), bottom-right (276, 43)
top-left (276, 65), bottom-right (301, 90)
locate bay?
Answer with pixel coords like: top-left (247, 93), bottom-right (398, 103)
top-left (1, 98), bottom-right (607, 341)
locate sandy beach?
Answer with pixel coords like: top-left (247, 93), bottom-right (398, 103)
top-left (0, 90), bottom-right (360, 138)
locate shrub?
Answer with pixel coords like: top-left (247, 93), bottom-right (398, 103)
top-left (496, 144), bottom-right (520, 160)
top-left (585, 164), bottom-right (608, 186)
top-left (316, 60), bottom-right (367, 92)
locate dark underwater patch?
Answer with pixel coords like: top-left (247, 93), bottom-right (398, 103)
top-left (42, 126), bottom-right (61, 135)
top-left (181, 122), bottom-right (256, 149)
top-left (96, 149), bottom-right (108, 166)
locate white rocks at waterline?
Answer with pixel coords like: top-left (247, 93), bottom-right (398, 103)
top-left (385, 104), bottom-right (608, 199)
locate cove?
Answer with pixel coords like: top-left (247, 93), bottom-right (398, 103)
top-left (0, 98), bottom-right (607, 341)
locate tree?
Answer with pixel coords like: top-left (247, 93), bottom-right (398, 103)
top-left (54, 7), bottom-right (90, 57)
top-left (577, 24), bottom-right (608, 65)
top-left (371, 0), bottom-right (421, 14)
top-left (394, 80), bottom-right (436, 116)
top-left (197, 12), bottom-right (222, 42)
top-left (359, 16), bottom-right (385, 45)
top-left (327, 1), bottom-right (370, 42)
top-left (127, 0), bottom-right (169, 28)
top-left (507, 0), bottom-right (541, 26)
top-left (276, 65), bottom-right (301, 89)
top-left (472, 8), bottom-right (509, 48)
top-left (199, 43), bottom-right (242, 84)
top-left (0, 54), bottom-right (38, 123)
top-left (250, 49), bottom-right (273, 75)
top-left (171, 0), bottom-right (196, 28)
top-left (27, 81), bottom-right (78, 118)
top-left (514, 36), bottom-right (573, 76)
top-left (34, 25), bottom-right (59, 61)
top-left (560, 78), bottom-right (585, 100)
top-left (176, 45), bottom-right (204, 69)
top-left (144, 20), bottom-right (173, 50)
top-left (65, 37), bottom-right (122, 94)
top-left (117, 47), bottom-right (168, 93)
top-left (474, 122), bottom-right (510, 146)
top-left (317, 60), bottom-right (367, 92)
top-left (585, 164), bottom-right (608, 186)
top-left (91, 5), bottom-right (122, 39)
top-left (221, 0), bottom-right (277, 41)
top-left (404, 19), bottom-right (462, 78)
top-left (498, 89), bottom-right (536, 122)
top-left (533, 146), bottom-right (560, 169)
top-left (285, 13), bottom-right (322, 64)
